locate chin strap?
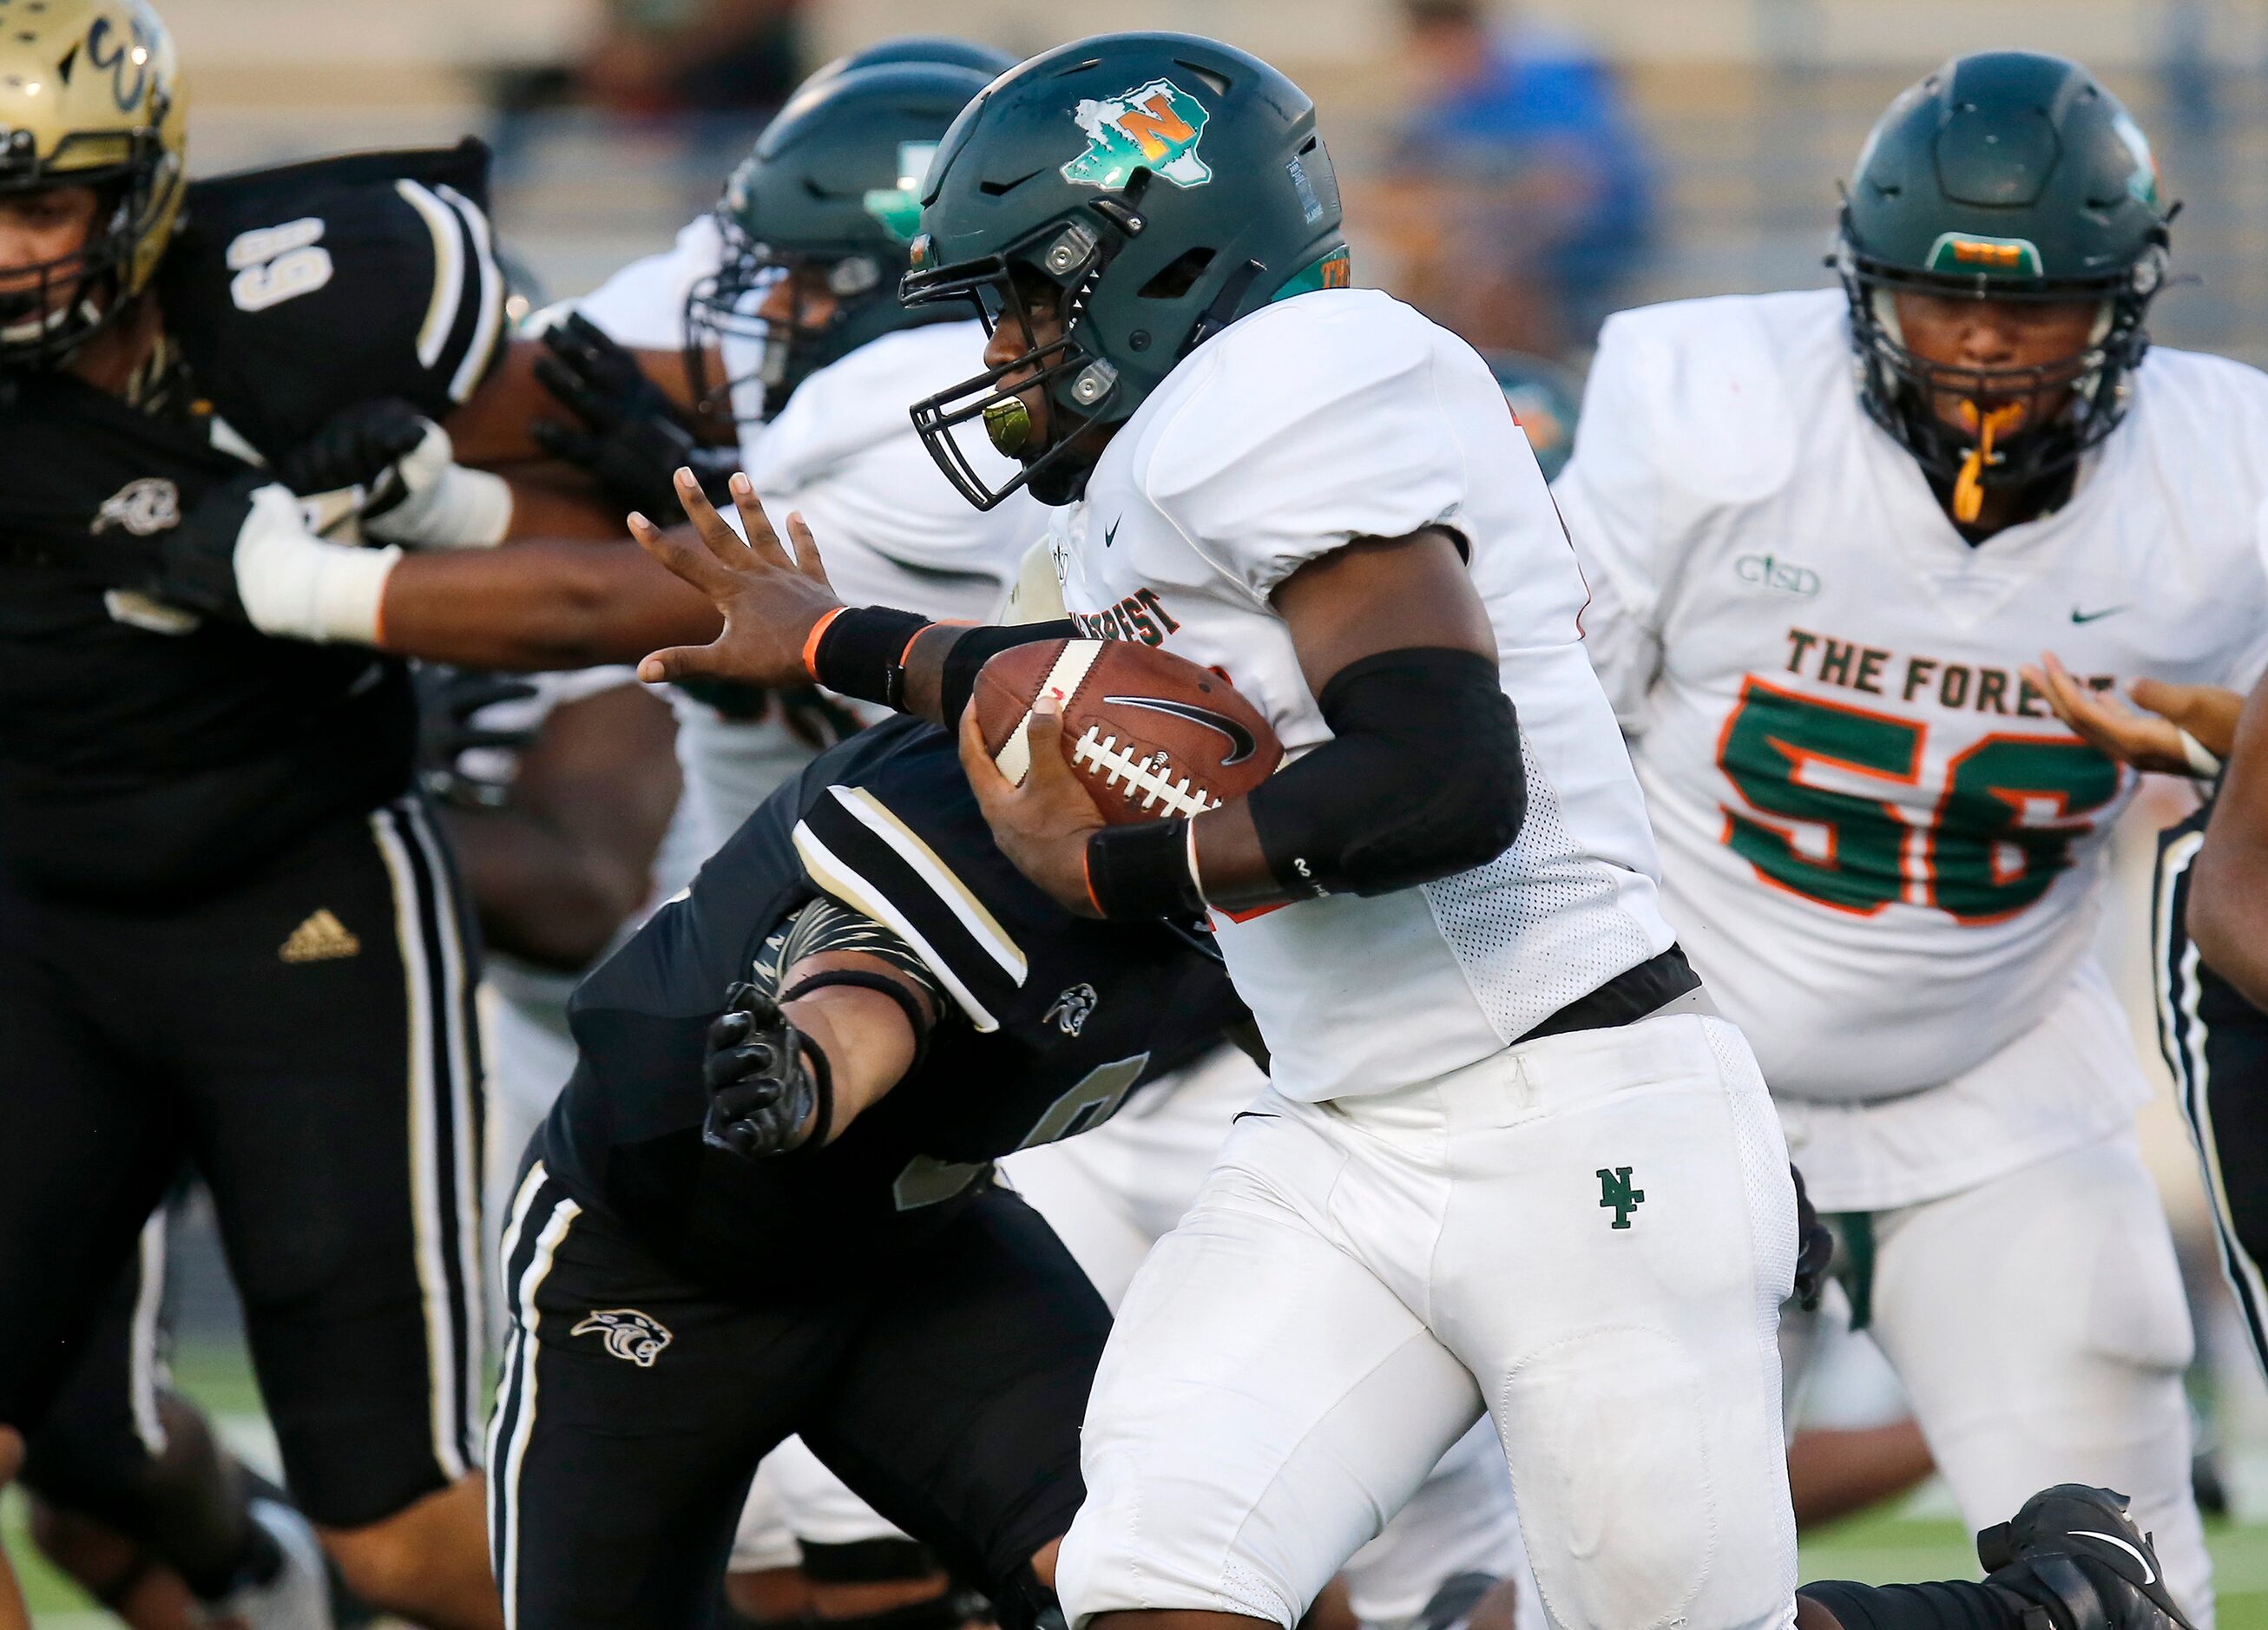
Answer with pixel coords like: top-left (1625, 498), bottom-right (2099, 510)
top-left (1951, 400), bottom-right (2028, 523)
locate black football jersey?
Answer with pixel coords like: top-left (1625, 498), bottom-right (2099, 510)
top-left (543, 717), bottom-right (1248, 1291)
top-left (0, 141), bottom-right (506, 904)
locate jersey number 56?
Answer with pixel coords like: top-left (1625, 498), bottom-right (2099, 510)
top-left (1716, 676), bottom-right (2122, 924)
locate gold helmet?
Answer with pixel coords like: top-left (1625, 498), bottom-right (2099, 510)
top-left (0, 0), bottom-right (186, 367)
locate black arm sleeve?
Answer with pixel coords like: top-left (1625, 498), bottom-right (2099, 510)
top-left (1245, 647), bottom-right (1525, 899)
top-left (937, 620), bottom-right (1079, 723)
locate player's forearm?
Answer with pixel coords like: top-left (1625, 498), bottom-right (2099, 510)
top-left (785, 984), bottom-right (922, 1145)
top-left (378, 539), bottom-right (721, 671)
top-left (502, 475), bottom-right (639, 542)
top-left (441, 807), bottom-right (648, 971)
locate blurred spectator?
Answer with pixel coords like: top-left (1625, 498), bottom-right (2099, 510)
top-left (1388, 0), bottom-right (1654, 356)
top-left (581, 0), bottom-right (804, 115)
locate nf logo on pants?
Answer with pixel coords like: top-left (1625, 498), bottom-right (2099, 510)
top-left (1597, 1167), bottom-right (1644, 1229)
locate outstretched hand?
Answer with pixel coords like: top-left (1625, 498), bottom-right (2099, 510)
top-left (2021, 651), bottom-right (2242, 776)
top-left (631, 469), bottom-right (841, 689)
top-left (958, 698), bottom-right (1106, 917)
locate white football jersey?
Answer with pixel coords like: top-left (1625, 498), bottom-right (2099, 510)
top-left (1052, 287), bottom-right (1675, 1102)
top-left (1557, 289), bottom-right (2268, 1111)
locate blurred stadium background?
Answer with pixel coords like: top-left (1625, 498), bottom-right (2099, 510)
top-left (17, 0), bottom-right (2268, 1620)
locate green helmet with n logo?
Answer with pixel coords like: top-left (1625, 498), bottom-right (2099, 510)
top-left (899, 33), bottom-right (1349, 509)
top-left (1837, 51), bottom-right (2171, 504)
top-left (685, 60), bottom-right (991, 419)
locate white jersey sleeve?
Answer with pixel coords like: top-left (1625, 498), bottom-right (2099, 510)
top-left (1554, 299), bottom-right (1809, 731)
top-left (1068, 290), bottom-right (1676, 1101)
top-left (1141, 299), bottom-right (1474, 599)
top-left (567, 214), bottom-right (726, 350)
top-left (746, 321), bottom-right (1040, 622)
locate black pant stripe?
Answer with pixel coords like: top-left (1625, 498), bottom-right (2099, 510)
top-left (2153, 824), bottom-right (2268, 1373)
top-left (485, 1165), bottom-right (581, 1630)
top-left (400, 795), bottom-right (488, 1466)
top-left (371, 799), bottom-right (479, 1482)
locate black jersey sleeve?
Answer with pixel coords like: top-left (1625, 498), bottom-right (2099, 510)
top-left (156, 140), bottom-right (507, 458)
top-left (790, 781), bottom-right (1037, 1034)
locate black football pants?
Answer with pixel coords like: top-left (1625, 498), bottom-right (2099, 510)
top-left (489, 1161), bottom-right (1106, 1630)
top-left (0, 793), bottom-right (483, 1527)
top-left (2154, 802), bottom-right (2268, 1377)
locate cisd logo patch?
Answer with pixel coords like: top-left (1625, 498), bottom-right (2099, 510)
top-left (571, 1309), bottom-right (673, 1368)
top-left (1063, 79), bottom-right (1212, 191)
top-left (91, 478), bottom-right (181, 537)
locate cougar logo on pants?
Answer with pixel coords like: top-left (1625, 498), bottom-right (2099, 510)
top-left (572, 1309), bottom-right (673, 1367)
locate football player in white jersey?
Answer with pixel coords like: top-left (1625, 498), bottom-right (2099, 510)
top-left (634, 35), bottom-right (2204, 1630)
top-left (637, 30), bottom-right (1804, 1630)
top-left (1553, 50), bottom-right (2268, 1627)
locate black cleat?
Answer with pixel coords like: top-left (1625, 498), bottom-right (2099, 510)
top-left (1413, 1574), bottom-right (1502, 1630)
top-left (1975, 1484), bottom-right (2195, 1630)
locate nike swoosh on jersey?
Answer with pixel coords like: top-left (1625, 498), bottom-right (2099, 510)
top-left (1101, 694), bottom-right (1259, 764)
top-left (1103, 518), bottom-right (1120, 547)
top-left (2072, 1529), bottom-right (2155, 1584)
top-left (2069, 605), bottom-right (2131, 623)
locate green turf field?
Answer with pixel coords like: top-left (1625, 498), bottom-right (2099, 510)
top-left (10, 1342), bottom-right (2268, 1627)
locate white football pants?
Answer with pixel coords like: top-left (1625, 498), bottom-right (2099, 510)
top-left (1054, 1010), bottom-right (1800, 1630)
top-left (1824, 1131), bottom-right (2210, 1626)
top-left (1005, 1048), bottom-right (1538, 1630)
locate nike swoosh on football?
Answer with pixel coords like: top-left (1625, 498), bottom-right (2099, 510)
top-left (2073, 1529), bottom-right (2155, 1584)
top-left (1102, 694), bottom-right (1257, 764)
top-left (2069, 605), bottom-right (2131, 623)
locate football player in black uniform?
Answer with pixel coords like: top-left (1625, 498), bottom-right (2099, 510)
top-left (0, 0), bottom-right (572, 1621)
top-left (488, 715), bottom-right (1247, 1629)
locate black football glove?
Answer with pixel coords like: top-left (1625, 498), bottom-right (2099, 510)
top-left (413, 664), bottom-right (541, 807)
top-left (273, 397), bottom-right (434, 509)
top-left (530, 312), bottom-right (738, 522)
top-left (702, 983), bottom-right (832, 1160)
top-left (1791, 1163), bottom-right (1833, 1311)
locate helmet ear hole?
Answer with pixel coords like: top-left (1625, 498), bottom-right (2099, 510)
top-left (1137, 246), bottom-right (1214, 300)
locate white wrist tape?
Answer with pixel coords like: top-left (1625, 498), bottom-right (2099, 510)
top-left (2179, 728), bottom-right (2225, 779)
top-left (367, 463), bottom-right (513, 549)
top-left (238, 483), bottom-right (399, 645)
top-left (364, 421), bottom-right (513, 549)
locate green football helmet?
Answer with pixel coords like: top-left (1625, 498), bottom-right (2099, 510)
top-left (804, 36), bottom-right (1015, 89)
top-left (684, 60), bottom-right (991, 420)
top-left (898, 33), bottom-right (1350, 509)
top-left (1837, 50), bottom-right (2170, 514)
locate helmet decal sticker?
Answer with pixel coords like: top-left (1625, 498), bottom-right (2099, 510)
top-left (2111, 111), bottom-right (2160, 207)
top-left (1062, 79), bottom-right (1213, 191)
top-left (1924, 232), bottom-right (2044, 278)
top-left (863, 140), bottom-right (938, 244)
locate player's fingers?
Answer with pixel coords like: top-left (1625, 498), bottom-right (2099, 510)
top-left (677, 470), bottom-right (757, 568)
top-left (1020, 698), bottom-right (1079, 794)
top-left (629, 510), bottom-right (734, 601)
top-left (957, 701), bottom-right (1012, 807)
top-left (529, 417), bottom-right (596, 467)
top-left (784, 511), bottom-right (834, 590)
top-left (636, 641), bottom-right (732, 687)
top-left (726, 472), bottom-right (796, 571)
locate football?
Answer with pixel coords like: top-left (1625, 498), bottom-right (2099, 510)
top-left (973, 639), bottom-right (1283, 824)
